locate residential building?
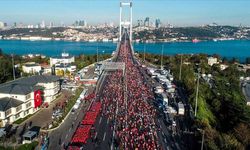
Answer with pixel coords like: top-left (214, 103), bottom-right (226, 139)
top-left (220, 64), bottom-right (228, 70)
top-left (0, 75), bottom-right (60, 127)
top-left (22, 62), bottom-right (42, 74)
top-left (40, 64), bottom-right (52, 75)
top-left (208, 57), bottom-right (218, 66)
top-left (50, 53), bottom-right (75, 67)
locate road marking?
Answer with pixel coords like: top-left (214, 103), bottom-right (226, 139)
top-left (107, 118), bottom-right (109, 124)
top-left (103, 132), bottom-right (106, 141)
top-left (75, 116), bottom-right (77, 120)
top-left (65, 134), bottom-right (68, 138)
top-left (99, 116), bottom-right (103, 124)
top-left (94, 132), bottom-right (98, 139)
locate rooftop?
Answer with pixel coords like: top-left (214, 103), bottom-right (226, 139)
top-left (0, 75), bottom-right (60, 95)
top-left (0, 97), bottom-right (23, 111)
top-left (23, 63), bottom-right (40, 67)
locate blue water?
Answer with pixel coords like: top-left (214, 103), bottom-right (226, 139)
top-left (0, 40), bottom-right (250, 62)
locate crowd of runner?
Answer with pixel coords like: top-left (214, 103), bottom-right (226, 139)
top-left (99, 39), bottom-right (160, 150)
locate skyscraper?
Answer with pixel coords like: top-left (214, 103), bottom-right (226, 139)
top-left (155, 19), bottom-right (161, 28)
top-left (144, 17), bottom-right (150, 27)
top-left (0, 22), bottom-right (7, 29)
top-left (49, 22), bottom-right (54, 28)
top-left (41, 20), bottom-right (46, 28)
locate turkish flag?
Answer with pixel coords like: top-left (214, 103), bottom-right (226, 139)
top-left (34, 90), bottom-right (42, 108)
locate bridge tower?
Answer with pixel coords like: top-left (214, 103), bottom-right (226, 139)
top-left (119, 1), bottom-right (133, 42)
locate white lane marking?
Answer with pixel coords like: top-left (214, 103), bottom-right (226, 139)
top-left (107, 118), bottom-right (109, 124)
top-left (65, 134), bottom-right (68, 138)
top-left (75, 116), bottom-right (77, 120)
top-left (94, 132), bottom-right (98, 139)
top-left (103, 132), bottom-right (106, 141)
top-left (99, 116), bottom-right (103, 124)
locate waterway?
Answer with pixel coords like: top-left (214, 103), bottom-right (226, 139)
top-left (0, 40), bottom-right (250, 62)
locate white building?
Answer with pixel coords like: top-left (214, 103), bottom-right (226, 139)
top-left (50, 53), bottom-right (75, 67)
top-left (0, 22), bottom-right (7, 29)
top-left (55, 64), bottom-right (76, 73)
top-left (208, 57), bottom-right (218, 66)
top-left (220, 64), bottom-right (228, 71)
top-left (22, 62), bottom-right (42, 74)
top-left (41, 64), bottom-right (51, 75)
top-left (0, 75), bottom-right (60, 127)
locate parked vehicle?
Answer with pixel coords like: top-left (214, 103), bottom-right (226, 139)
top-left (178, 102), bottom-right (185, 115)
top-left (154, 86), bottom-right (164, 93)
top-left (162, 93), bottom-right (168, 106)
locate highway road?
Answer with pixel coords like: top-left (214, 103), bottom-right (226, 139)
top-left (82, 35), bottom-right (186, 150)
top-left (48, 87), bottom-right (95, 150)
top-left (48, 34), bottom-right (193, 150)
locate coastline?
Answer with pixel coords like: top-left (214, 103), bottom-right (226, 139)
top-left (0, 38), bottom-right (247, 43)
top-left (0, 39), bottom-right (249, 63)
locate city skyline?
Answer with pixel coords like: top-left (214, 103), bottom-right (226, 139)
top-left (0, 0), bottom-right (250, 26)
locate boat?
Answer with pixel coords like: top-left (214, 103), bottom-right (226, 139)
top-left (192, 38), bottom-right (200, 43)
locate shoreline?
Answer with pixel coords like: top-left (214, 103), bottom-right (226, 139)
top-left (1, 38), bottom-right (249, 43)
top-left (0, 39), bottom-right (249, 63)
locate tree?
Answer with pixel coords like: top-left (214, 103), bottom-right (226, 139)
top-left (246, 57), bottom-right (250, 64)
top-left (233, 123), bottom-right (250, 147)
top-left (0, 48), bottom-right (3, 56)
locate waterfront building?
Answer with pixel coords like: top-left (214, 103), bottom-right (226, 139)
top-left (0, 75), bottom-right (60, 127)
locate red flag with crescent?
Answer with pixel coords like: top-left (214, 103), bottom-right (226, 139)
top-left (34, 90), bottom-right (42, 108)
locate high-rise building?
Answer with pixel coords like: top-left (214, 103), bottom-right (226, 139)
top-left (40, 20), bottom-right (46, 28)
top-left (13, 22), bottom-right (17, 28)
top-left (137, 20), bottom-right (143, 27)
top-left (0, 22), bottom-right (7, 29)
top-left (144, 17), bottom-right (150, 27)
top-left (74, 20), bottom-right (87, 27)
top-left (155, 19), bottom-right (161, 28)
top-left (49, 22), bottom-right (54, 28)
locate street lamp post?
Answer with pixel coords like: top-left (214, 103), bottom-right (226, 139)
top-left (143, 45), bottom-right (146, 62)
top-left (161, 44), bottom-right (164, 70)
top-left (12, 54), bottom-right (16, 80)
top-left (194, 67), bottom-right (200, 117)
top-left (179, 54), bottom-right (183, 81)
top-left (197, 128), bottom-right (205, 150)
top-left (97, 46), bottom-right (99, 63)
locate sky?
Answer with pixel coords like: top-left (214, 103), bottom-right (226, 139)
top-left (0, 0), bottom-right (250, 26)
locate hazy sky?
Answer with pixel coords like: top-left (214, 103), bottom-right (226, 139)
top-left (0, 0), bottom-right (250, 26)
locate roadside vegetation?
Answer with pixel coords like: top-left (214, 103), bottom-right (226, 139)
top-left (0, 141), bottom-right (38, 150)
top-left (73, 54), bottom-right (111, 71)
top-left (0, 48), bottom-right (111, 83)
top-left (138, 52), bottom-right (250, 149)
top-left (0, 48), bottom-right (49, 84)
top-left (50, 88), bottom-right (83, 129)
